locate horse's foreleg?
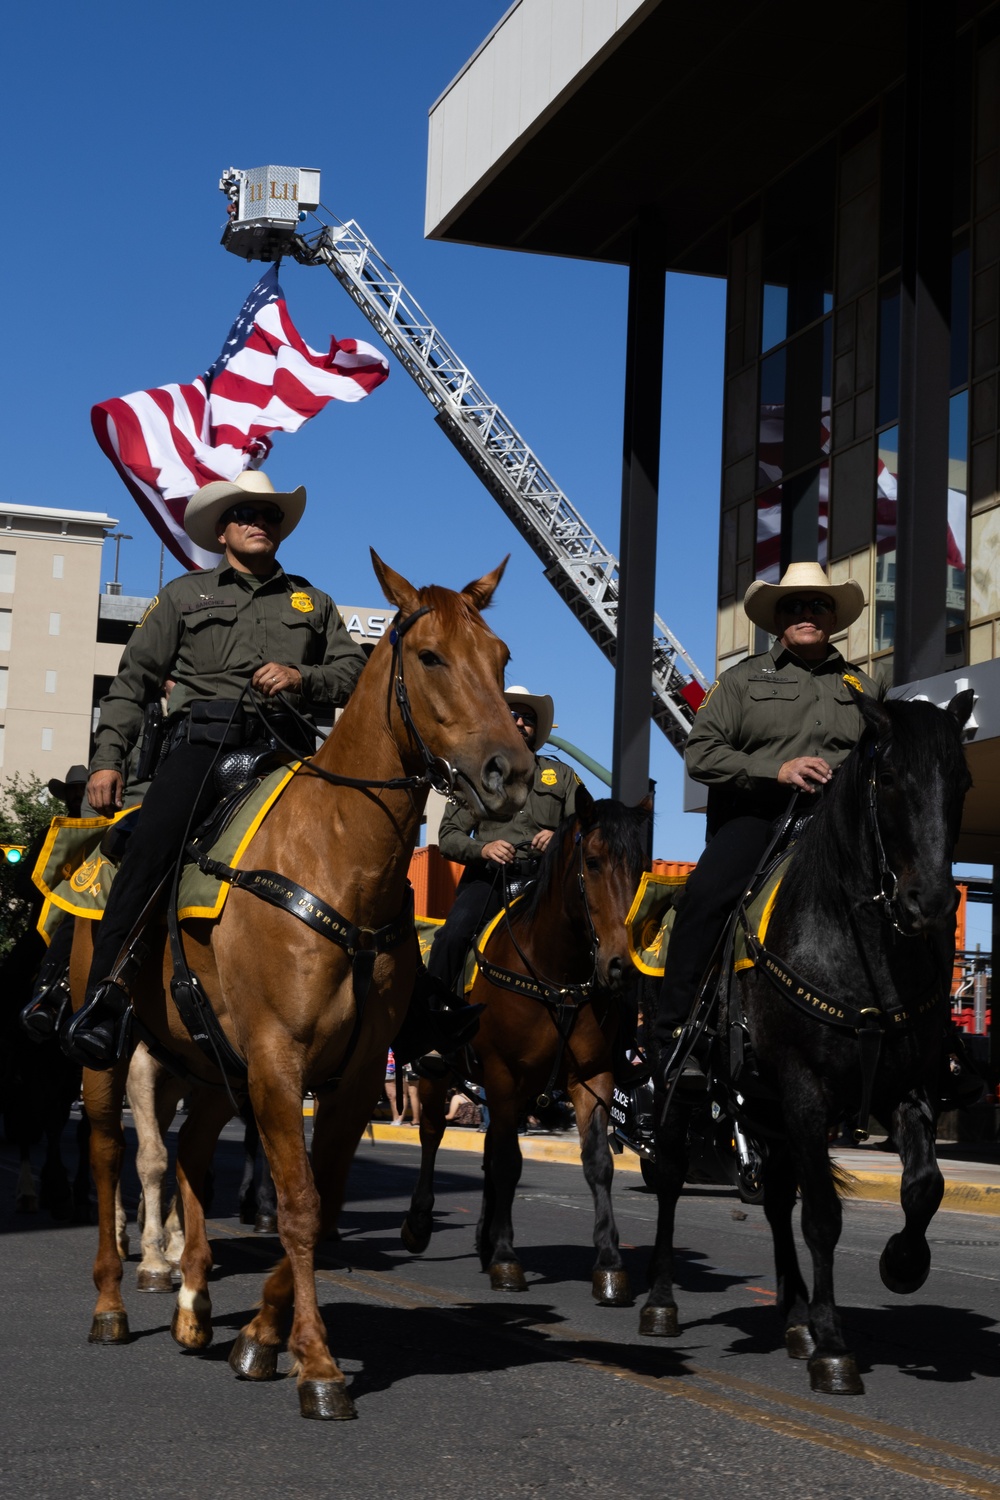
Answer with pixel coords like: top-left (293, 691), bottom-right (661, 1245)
top-left (763, 1140), bottom-right (813, 1358)
top-left (481, 1080), bottom-right (526, 1292)
top-left (15, 1151), bottom-right (38, 1214)
top-left (401, 1074), bottom-right (448, 1254)
top-left (170, 1087), bottom-right (233, 1351)
top-left (880, 1088), bottom-right (942, 1295)
top-left (84, 1061), bottom-right (131, 1344)
top-left (569, 1071), bottom-right (631, 1307)
top-left (240, 1068), bottom-right (355, 1420)
top-left (638, 1084), bottom-right (690, 1338)
top-left (786, 1086), bottom-right (863, 1396)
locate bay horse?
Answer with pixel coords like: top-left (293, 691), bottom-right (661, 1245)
top-left (75, 553), bottom-right (534, 1420)
top-left (639, 689), bottom-right (974, 1396)
top-left (401, 789), bottom-right (650, 1302)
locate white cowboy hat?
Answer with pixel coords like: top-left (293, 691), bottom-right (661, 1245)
top-left (183, 470), bottom-right (306, 554)
top-left (504, 685), bottom-right (554, 749)
top-left (743, 561), bottom-right (865, 635)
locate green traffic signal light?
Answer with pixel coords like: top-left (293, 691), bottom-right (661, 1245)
top-left (2, 845), bottom-right (25, 864)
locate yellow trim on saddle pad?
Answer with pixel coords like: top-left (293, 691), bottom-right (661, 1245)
top-left (176, 764), bottom-right (300, 921)
top-left (463, 894), bottom-right (526, 995)
top-left (415, 914), bottom-right (444, 963)
top-left (32, 806), bottom-right (141, 943)
top-left (733, 855), bottom-right (791, 972)
top-left (625, 871), bottom-right (688, 978)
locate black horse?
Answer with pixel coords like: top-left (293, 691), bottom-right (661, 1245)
top-left (639, 688), bottom-right (974, 1397)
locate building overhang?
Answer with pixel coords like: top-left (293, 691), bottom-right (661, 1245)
top-left (426, 0), bottom-right (913, 270)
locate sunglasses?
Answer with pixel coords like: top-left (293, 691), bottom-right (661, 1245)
top-left (222, 504), bottom-right (284, 528)
top-left (510, 708), bottom-right (537, 725)
top-left (776, 596), bottom-right (834, 617)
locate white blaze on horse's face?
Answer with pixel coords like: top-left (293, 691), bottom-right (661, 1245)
top-left (370, 550), bottom-right (533, 817)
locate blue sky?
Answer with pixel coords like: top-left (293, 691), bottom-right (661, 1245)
top-left (3, 2), bottom-right (727, 863)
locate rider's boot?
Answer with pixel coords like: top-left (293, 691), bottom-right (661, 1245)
top-left (19, 979), bottom-right (70, 1043)
top-left (392, 967), bottom-right (484, 1077)
top-left (666, 1027), bottom-right (710, 1092)
top-left (60, 978), bottom-right (133, 1070)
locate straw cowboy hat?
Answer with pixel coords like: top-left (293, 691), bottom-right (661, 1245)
top-left (743, 561), bottom-right (865, 636)
top-left (504, 685), bottom-right (554, 749)
top-left (47, 765), bottom-right (89, 801)
top-left (183, 470), bottom-right (306, 554)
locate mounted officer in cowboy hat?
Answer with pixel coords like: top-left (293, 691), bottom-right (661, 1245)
top-left (654, 561), bottom-right (876, 1084)
top-left (56, 469), bottom-right (367, 1068)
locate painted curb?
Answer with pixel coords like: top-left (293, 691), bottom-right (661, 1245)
top-left (366, 1123), bottom-right (1000, 1215)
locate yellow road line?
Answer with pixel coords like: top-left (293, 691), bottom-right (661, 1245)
top-left (209, 1221), bottom-right (1000, 1496)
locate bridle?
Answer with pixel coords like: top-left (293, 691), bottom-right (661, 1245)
top-left (250, 602), bottom-right (494, 816)
top-left (864, 737), bottom-right (919, 937)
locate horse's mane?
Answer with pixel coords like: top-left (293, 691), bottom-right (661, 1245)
top-left (786, 695), bottom-right (968, 922)
top-left (515, 797), bottom-right (648, 926)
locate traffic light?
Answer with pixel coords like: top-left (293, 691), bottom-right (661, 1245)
top-left (1, 844), bottom-right (26, 864)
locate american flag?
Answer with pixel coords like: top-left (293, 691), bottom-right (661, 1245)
top-left (91, 266), bottom-right (390, 569)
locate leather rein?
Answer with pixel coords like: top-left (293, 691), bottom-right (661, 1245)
top-left (472, 832), bottom-right (601, 1109)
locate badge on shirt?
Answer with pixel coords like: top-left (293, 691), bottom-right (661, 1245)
top-left (540, 768), bottom-right (558, 786)
top-left (137, 596), bottom-right (159, 628)
top-left (842, 672), bottom-right (864, 694)
top-left (290, 592), bottom-right (314, 613)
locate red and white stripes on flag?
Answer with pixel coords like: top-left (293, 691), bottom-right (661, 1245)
top-left (92, 267), bottom-right (389, 570)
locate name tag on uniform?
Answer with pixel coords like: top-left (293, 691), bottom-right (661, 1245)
top-left (183, 595), bottom-right (236, 613)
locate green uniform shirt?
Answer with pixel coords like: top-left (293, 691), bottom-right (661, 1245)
top-left (91, 561), bottom-right (366, 775)
top-left (686, 644), bottom-right (877, 831)
top-left (437, 754), bottom-right (580, 864)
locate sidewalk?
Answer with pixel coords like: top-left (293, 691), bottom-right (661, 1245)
top-left (366, 1123), bottom-right (1000, 1217)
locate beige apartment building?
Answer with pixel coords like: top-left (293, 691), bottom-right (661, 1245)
top-left (0, 502), bottom-right (120, 791)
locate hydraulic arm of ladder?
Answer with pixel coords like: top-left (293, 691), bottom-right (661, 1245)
top-left (298, 218), bottom-right (708, 753)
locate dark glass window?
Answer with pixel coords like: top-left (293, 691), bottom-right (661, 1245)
top-left (878, 278), bottom-right (901, 428)
top-left (947, 389), bottom-right (968, 635)
top-left (759, 348), bottom-right (786, 486)
top-left (950, 234), bottom-right (970, 392)
top-left (874, 426), bottom-right (899, 652)
top-left (879, 85), bottom-right (905, 277)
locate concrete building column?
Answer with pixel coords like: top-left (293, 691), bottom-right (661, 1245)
top-left (613, 214), bottom-right (665, 804)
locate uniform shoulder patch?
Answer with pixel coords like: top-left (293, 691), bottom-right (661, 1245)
top-left (137, 596), bottom-right (159, 628)
top-left (842, 672), bottom-right (864, 693)
top-left (290, 591), bottom-right (314, 614)
top-left (540, 768), bottom-right (558, 786)
top-left (698, 680), bottom-right (719, 710)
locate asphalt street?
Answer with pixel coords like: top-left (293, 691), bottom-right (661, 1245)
top-left (2, 1115), bottom-right (999, 1500)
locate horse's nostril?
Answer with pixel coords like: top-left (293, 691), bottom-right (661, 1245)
top-left (483, 753), bottom-right (510, 795)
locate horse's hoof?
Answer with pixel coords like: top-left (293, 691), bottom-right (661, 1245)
top-left (592, 1268), bottom-right (633, 1306)
top-left (785, 1324), bottom-right (816, 1360)
top-left (170, 1305), bottom-right (213, 1350)
top-left (879, 1241), bottom-right (930, 1295)
top-left (136, 1268), bottom-right (175, 1293)
top-left (808, 1354), bottom-right (864, 1395)
top-left (400, 1217), bottom-right (431, 1255)
top-left (229, 1331), bottom-right (280, 1381)
top-left (639, 1303), bottom-right (679, 1338)
top-left (254, 1213), bottom-right (277, 1235)
top-left (88, 1310), bottom-right (130, 1344)
top-left (298, 1379), bottom-right (357, 1421)
top-left (16, 1194), bottom-right (39, 1214)
top-left (489, 1261), bottom-right (528, 1292)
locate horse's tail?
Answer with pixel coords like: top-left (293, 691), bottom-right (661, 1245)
top-left (830, 1160), bottom-right (858, 1199)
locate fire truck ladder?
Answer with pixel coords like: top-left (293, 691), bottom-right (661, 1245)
top-left (297, 216), bottom-right (709, 752)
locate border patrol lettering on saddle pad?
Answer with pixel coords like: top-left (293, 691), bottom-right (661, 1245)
top-left (624, 871), bottom-right (689, 977)
top-left (733, 854), bottom-right (793, 972)
top-left (461, 896), bottom-right (527, 995)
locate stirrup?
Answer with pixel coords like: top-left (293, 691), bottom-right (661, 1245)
top-left (60, 979), bottom-right (133, 1071)
top-left (20, 979), bottom-right (71, 1044)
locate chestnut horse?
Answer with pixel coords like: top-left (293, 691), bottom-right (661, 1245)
top-left (401, 791), bottom-right (649, 1303)
top-left (75, 553), bottom-right (533, 1421)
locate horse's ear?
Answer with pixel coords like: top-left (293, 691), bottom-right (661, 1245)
top-left (852, 685), bottom-right (891, 738)
top-left (574, 782), bottom-right (595, 823)
top-left (461, 556), bottom-right (509, 612)
top-left (370, 549), bottom-right (420, 616)
top-left (635, 793), bottom-right (654, 817)
top-left (947, 687), bottom-right (976, 730)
